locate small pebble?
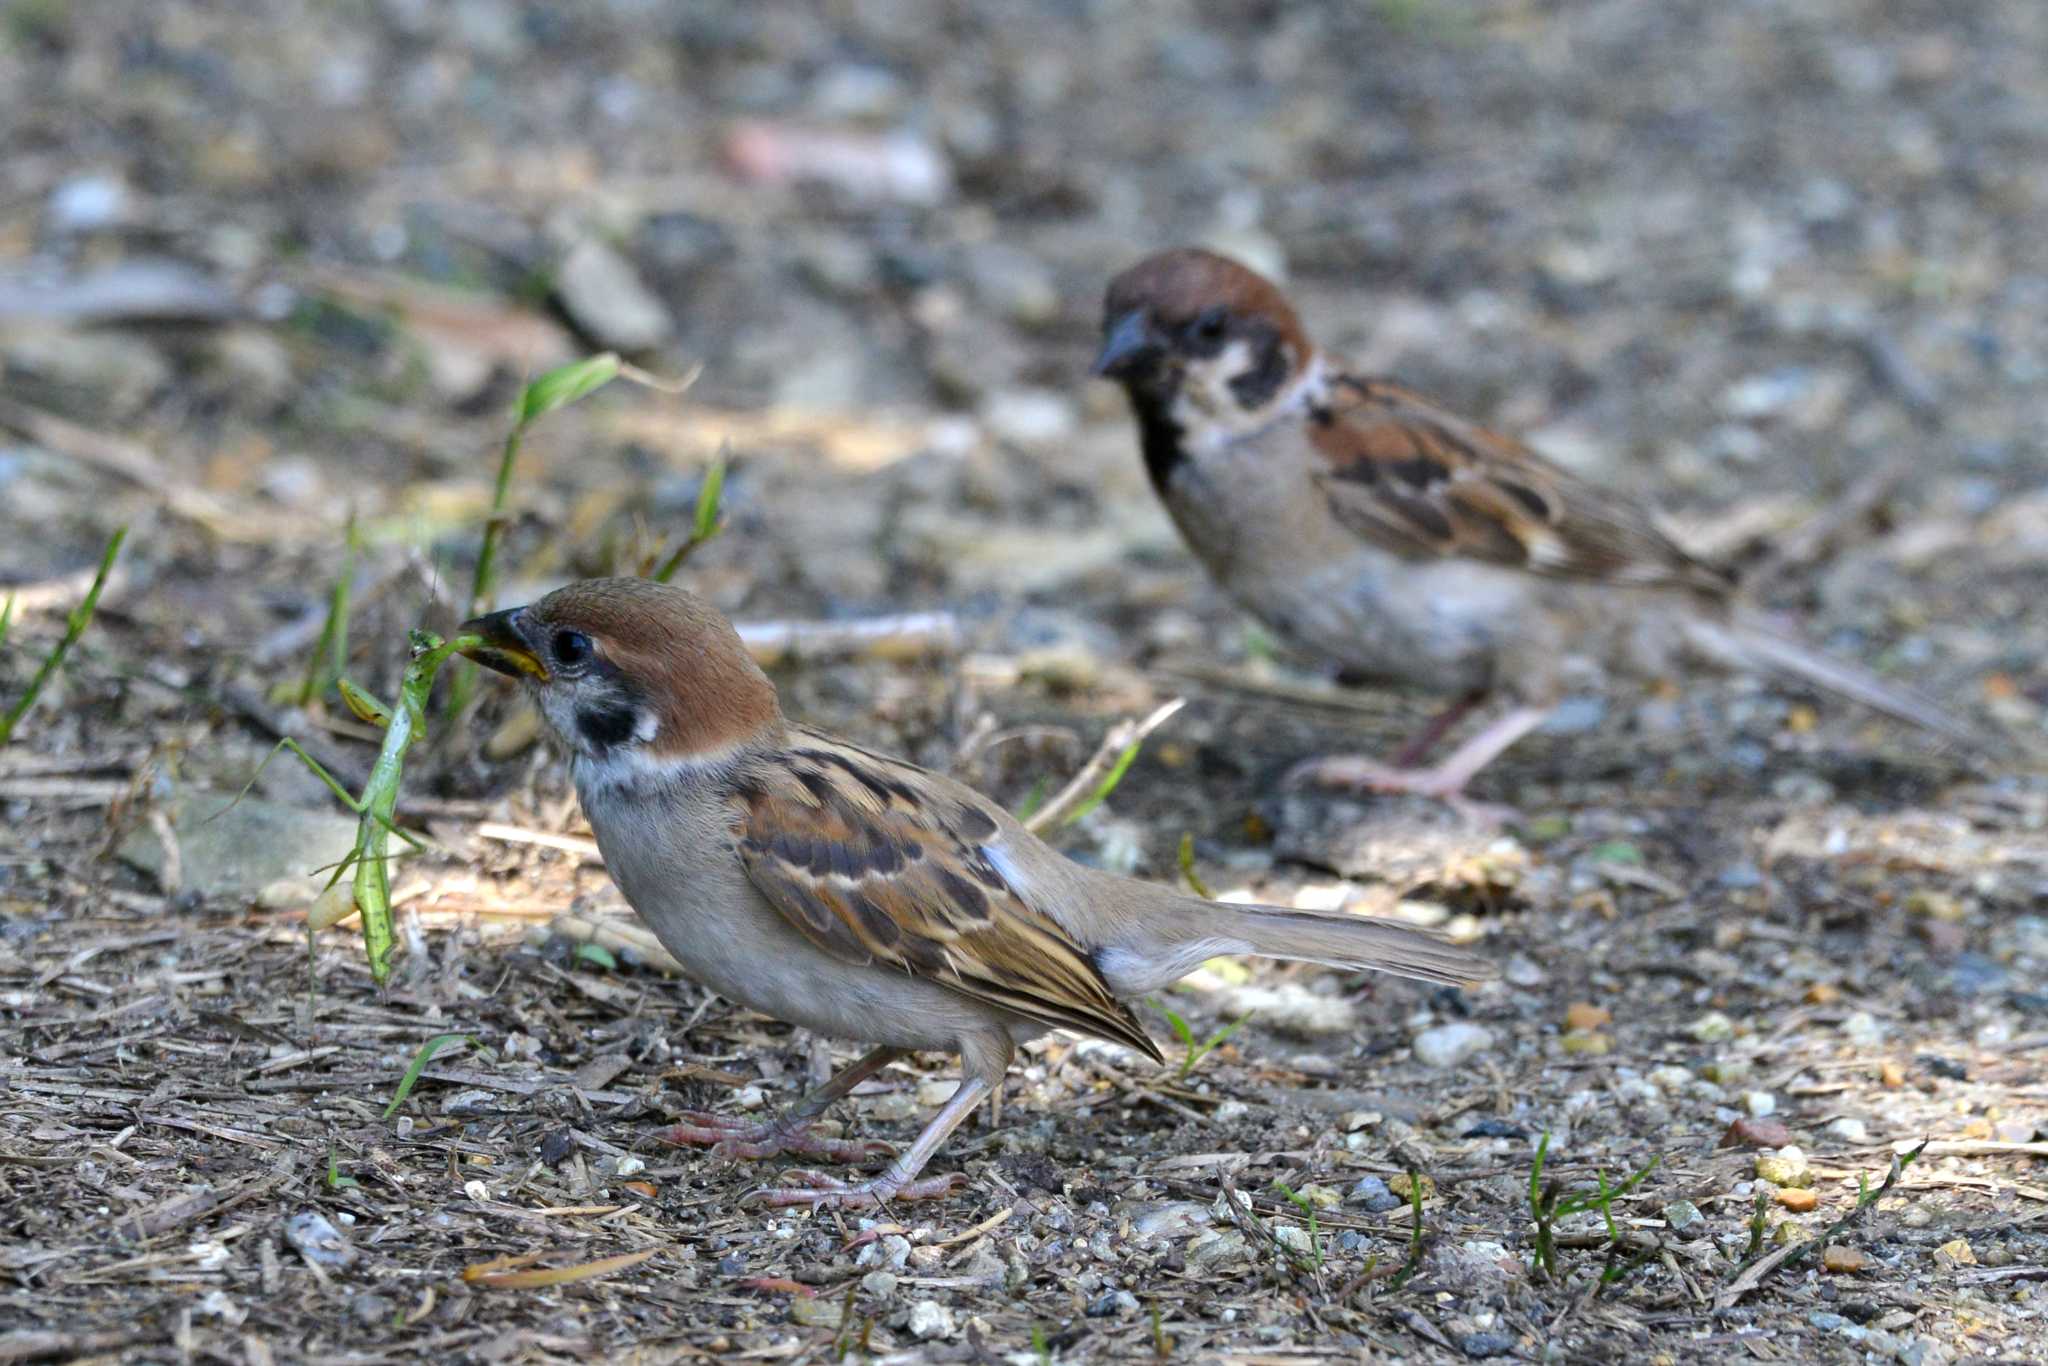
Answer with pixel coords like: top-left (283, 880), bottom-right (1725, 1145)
top-left (1185, 1230), bottom-right (1251, 1271)
top-left (1460, 1332), bottom-right (1516, 1358)
top-left (790, 1297), bottom-right (841, 1329)
top-left (1935, 1238), bottom-right (1976, 1267)
top-left (1390, 1174), bottom-right (1435, 1201)
top-left (1349, 1176), bottom-right (1402, 1213)
top-left (860, 1271), bottom-right (897, 1298)
top-left (1690, 1012), bottom-right (1736, 1042)
top-left (906, 1299), bottom-right (956, 1340)
top-left (1561, 1030), bottom-right (1612, 1055)
top-left (1087, 1289), bottom-right (1140, 1318)
top-left (1412, 1022), bottom-right (1495, 1068)
top-left (1826, 1245), bottom-right (1875, 1277)
top-left (1826, 1117), bottom-right (1871, 1144)
top-left (1744, 1091), bottom-right (1777, 1118)
top-left (1777, 1187), bottom-right (1819, 1213)
top-left (1721, 1117), bottom-right (1794, 1148)
top-left (1755, 1146), bottom-right (1812, 1188)
top-left (1662, 1200), bottom-right (1703, 1235)
top-left (1564, 1001), bottom-right (1611, 1030)
top-left (867, 1092), bottom-right (918, 1122)
top-left (1841, 1012), bottom-right (1885, 1046)
top-left (1274, 1225), bottom-right (1315, 1256)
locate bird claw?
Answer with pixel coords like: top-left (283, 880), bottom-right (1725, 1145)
top-left (740, 1168), bottom-right (968, 1210)
top-left (662, 1111), bottom-right (895, 1165)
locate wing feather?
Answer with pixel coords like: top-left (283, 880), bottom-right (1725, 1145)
top-left (728, 732), bottom-right (1162, 1060)
top-left (1308, 375), bottom-right (1736, 596)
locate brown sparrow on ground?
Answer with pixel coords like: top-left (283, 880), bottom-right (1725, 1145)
top-left (462, 578), bottom-right (1493, 1209)
top-left (1093, 247), bottom-right (1984, 814)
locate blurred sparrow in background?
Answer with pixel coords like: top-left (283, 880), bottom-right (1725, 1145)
top-left (1094, 247), bottom-right (1984, 816)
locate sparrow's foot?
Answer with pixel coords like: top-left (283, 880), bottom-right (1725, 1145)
top-left (1286, 755), bottom-right (1519, 828)
top-left (662, 1111), bottom-right (895, 1164)
top-left (740, 1167), bottom-right (969, 1210)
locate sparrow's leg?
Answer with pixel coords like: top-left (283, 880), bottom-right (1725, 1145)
top-left (744, 1037), bottom-right (1010, 1209)
top-left (1288, 704), bottom-right (1552, 825)
top-left (664, 1045), bottom-right (905, 1163)
top-left (1388, 690), bottom-right (1488, 768)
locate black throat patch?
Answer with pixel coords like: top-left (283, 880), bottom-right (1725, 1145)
top-left (576, 700), bottom-right (641, 751)
top-left (1131, 398), bottom-right (1189, 493)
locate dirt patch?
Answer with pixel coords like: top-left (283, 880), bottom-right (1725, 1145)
top-left (5, 1), bottom-right (2048, 1360)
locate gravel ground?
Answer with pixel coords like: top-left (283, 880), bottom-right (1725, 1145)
top-left (4, 1), bottom-right (2048, 1361)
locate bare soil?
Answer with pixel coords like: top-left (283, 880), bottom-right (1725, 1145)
top-left (4, 1), bottom-right (2048, 1361)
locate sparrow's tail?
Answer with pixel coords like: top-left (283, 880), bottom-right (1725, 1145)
top-left (1222, 905), bottom-right (1494, 987)
top-left (1098, 897), bottom-right (1495, 996)
top-left (1683, 610), bottom-right (1989, 756)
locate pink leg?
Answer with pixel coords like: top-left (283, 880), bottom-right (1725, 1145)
top-left (1389, 691), bottom-right (1487, 768)
top-left (742, 1074), bottom-right (992, 1210)
top-left (664, 1045), bottom-right (903, 1164)
top-left (1288, 704), bottom-right (1553, 825)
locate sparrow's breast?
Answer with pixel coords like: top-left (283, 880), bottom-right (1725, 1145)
top-left (1158, 424), bottom-right (1530, 695)
top-left (575, 777), bottom-right (1051, 1054)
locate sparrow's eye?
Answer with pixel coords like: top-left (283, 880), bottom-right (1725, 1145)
top-left (552, 629), bottom-right (594, 668)
top-left (1192, 309), bottom-right (1228, 343)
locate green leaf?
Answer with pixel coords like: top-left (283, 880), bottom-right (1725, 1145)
top-left (383, 1031), bottom-right (476, 1119)
top-left (573, 942), bottom-right (619, 972)
top-left (326, 1147), bottom-right (359, 1190)
top-left (692, 456), bottom-right (727, 542)
top-left (1587, 839), bottom-right (1643, 865)
top-left (518, 353), bottom-right (621, 425)
top-left (0, 594), bottom-right (13, 651)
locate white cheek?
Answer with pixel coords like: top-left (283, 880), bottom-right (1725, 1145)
top-left (1173, 339), bottom-right (1259, 424)
top-left (633, 709), bottom-right (660, 743)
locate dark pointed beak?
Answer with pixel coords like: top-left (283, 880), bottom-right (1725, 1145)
top-left (1090, 308), bottom-right (1163, 380)
top-left (458, 606), bottom-right (548, 682)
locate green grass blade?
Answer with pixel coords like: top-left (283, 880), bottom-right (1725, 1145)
top-left (383, 1032), bottom-right (476, 1119)
top-left (1, 526), bottom-right (125, 745)
top-left (1177, 832), bottom-right (1213, 899)
top-left (692, 455), bottom-right (727, 542)
top-left (651, 454), bottom-right (729, 583)
top-left (1061, 733), bottom-right (1145, 827)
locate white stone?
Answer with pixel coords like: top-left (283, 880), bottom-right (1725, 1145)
top-left (1412, 1022), bottom-right (1496, 1068)
top-left (906, 1300), bottom-right (956, 1341)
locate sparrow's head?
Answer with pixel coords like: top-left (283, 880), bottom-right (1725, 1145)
top-left (460, 577), bottom-right (780, 768)
top-left (1092, 248), bottom-right (1313, 418)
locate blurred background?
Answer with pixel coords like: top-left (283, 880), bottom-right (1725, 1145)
top-left (5, 1), bottom-right (2048, 1359)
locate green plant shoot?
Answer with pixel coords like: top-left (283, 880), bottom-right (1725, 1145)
top-left (652, 453), bottom-right (728, 583)
top-left (383, 1031), bottom-right (477, 1118)
top-left (1, 526), bottom-right (125, 745)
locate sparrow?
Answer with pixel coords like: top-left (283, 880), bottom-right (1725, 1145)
top-left (1092, 247), bottom-right (1985, 812)
top-left (461, 577), bottom-right (1493, 1209)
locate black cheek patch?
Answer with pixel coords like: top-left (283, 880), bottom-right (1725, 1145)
top-left (576, 701), bottom-right (641, 751)
top-left (1227, 327), bottom-right (1291, 409)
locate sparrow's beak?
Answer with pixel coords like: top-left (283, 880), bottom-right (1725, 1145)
top-left (1091, 308), bottom-right (1163, 380)
top-left (458, 606), bottom-right (548, 682)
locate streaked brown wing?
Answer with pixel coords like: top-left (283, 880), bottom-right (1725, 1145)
top-left (727, 733), bottom-right (1162, 1060)
top-left (1309, 375), bottom-right (1735, 595)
